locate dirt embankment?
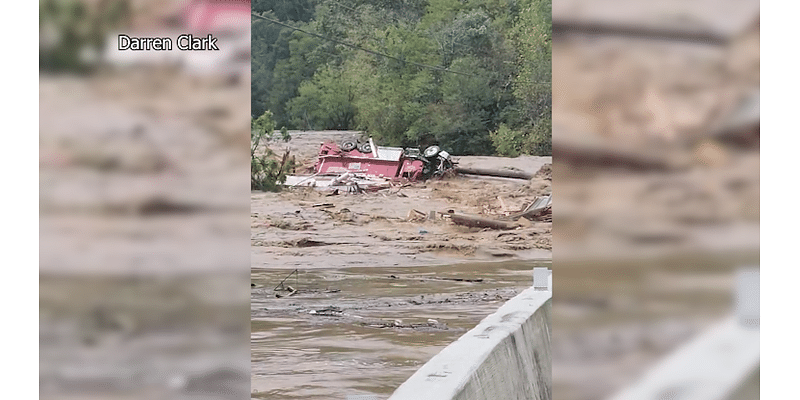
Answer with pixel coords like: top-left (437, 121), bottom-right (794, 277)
top-left (252, 132), bottom-right (553, 270)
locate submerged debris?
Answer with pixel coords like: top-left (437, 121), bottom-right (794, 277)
top-left (449, 213), bottom-right (519, 230)
top-left (309, 306), bottom-right (344, 317)
top-left (360, 319), bottom-right (449, 331)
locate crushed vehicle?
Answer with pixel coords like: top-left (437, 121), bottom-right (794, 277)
top-left (313, 137), bottom-right (455, 181)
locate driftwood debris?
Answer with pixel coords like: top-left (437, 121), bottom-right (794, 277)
top-left (430, 277), bottom-right (483, 283)
top-left (497, 196), bottom-right (509, 213)
top-left (288, 173), bottom-right (320, 187)
top-left (449, 212), bottom-right (518, 230)
top-left (704, 90), bottom-right (760, 148)
top-left (388, 274), bottom-right (484, 283)
top-left (309, 306), bottom-right (343, 317)
top-left (274, 269), bottom-right (299, 291)
top-left (554, 132), bottom-right (687, 171)
top-left (456, 167), bottom-right (533, 180)
top-left (407, 209), bottom-right (427, 222)
top-left (510, 194), bottom-right (552, 220)
top-left (448, 194), bottom-right (552, 229)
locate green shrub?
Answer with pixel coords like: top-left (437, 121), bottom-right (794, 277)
top-left (40, 0), bottom-right (131, 72)
top-left (491, 122), bottom-right (551, 157)
top-left (251, 111), bottom-right (293, 191)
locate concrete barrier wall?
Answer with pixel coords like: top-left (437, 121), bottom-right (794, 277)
top-left (388, 270), bottom-right (552, 400)
top-left (606, 316), bottom-right (759, 400)
top-left (607, 269), bottom-right (759, 400)
top-left (727, 366), bottom-right (759, 400)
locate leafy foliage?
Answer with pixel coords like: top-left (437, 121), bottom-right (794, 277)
top-left (40, 0), bottom-right (132, 72)
top-left (491, 0), bottom-right (552, 156)
top-left (287, 65), bottom-right (356, 130)
top-left (251, 111), bottom-right (292, 191)
top-left (251, 0), bottom-right (552, 156)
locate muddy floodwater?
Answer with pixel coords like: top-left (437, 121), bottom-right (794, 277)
top-left (551, 252), bottom-right (756, 400)
top-left (251, 250), bottom-right (752, 400)
top-left (251, 260), bottom-right (551, 399)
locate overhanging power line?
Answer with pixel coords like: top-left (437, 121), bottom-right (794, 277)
top-left (253, 12), bottom-right (471, 77)
top-left (251, 12), bottom-right (551, 85)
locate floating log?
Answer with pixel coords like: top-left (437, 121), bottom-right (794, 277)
top-left (407, 209), bottom-right (427, 222)
top-left (553, 127), bottom-right (689, 171)
top-left (455, 167), bottom-right (533, 180)
top-left (449, 212), bottom-right (518, 230)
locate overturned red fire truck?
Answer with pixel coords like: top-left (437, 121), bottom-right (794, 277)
top-left (313, 137), bottom-right (455, 182)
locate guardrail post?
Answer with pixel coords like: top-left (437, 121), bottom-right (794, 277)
top-left (736, 267), bottom-right (759, 329)
top-left (533, 267), bottom-right (552, 291)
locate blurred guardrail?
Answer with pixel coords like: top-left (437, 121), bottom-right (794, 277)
top-left (387, 268), bottom-right (553, 400)
top-left (606, 268), bottom-right (759, 400)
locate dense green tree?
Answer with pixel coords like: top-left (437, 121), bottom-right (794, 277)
top-left (287, 65), bottom-right (356, 130)
top-left (266, 31), bottom-right (327, 128)
top-left (250, 0), bottom-right (552, 156)
top-left (252, 0), bottom-right (316, 22)
top-left (491, 0), bottom-right (552, 156)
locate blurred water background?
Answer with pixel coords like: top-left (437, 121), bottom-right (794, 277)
top-left (552, 1), bottom-right (760, 399)
top-left (39, 1), bottom-right (251, 399)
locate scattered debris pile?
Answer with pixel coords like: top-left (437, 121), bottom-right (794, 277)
top-left (281, 137), bottom-right (550, 207)
top-left (254, 132), bottom-right (553, 265)
top-left (403, 194), bottom-right (552, 230)
top-left (284, 172), bottom-right (392, 193)
top-left (447, 194), bottom-right (552, 230)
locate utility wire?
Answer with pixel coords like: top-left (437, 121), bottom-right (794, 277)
top-left (326, 0), bottom-right (359, 14)
top-left (251, 12), bottom-right (551, 85)
top-left (252, 12), bottom-right (475, 76)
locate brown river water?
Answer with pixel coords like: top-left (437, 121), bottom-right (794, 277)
top-left (251, 260), bottom-right (551, 399)
top-left (251, 251), bottom-right (751, 400)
